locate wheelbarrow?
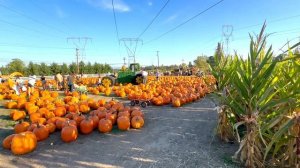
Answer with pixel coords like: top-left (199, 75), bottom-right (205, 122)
top-left (130, 99), bottom-right (152, 108)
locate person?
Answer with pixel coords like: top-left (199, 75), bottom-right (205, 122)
top-left (155, 69), bottom-right (160, 81)
top-left (67, 73), bottom-right (75, 92)
top-left (97, 74), bottom-right (102, 86)
top-left (41, 75), bottom-right (46, 90)
top-left (141, 68), bottom-right (148, 84)
top-left (55, 72), bottom-right (63, 90)
top-left (0, 76), bottom-right (2, 83)
top-left (15, 76), bottom-right (24, 95)
top-left (27, 75), bottom-right (36, 98)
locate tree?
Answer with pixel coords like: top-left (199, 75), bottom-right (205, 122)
top-left (26, 61), bottom-right (39, 76)
top-left (103, 64), bottom-right (112, 73)
top-left (7, 59), bottom-right (26, 74)
top-left (49, 63), bottom-right (61, 75)
top-left (69, 62), bottom-right (77, 74)
top-left (79, 61), bottom-right (85, 74)
top-left (207, 56), bottom-right (216, 68)
top-left (61, 63), bottom-right (69, 75)
top-left (39, 63), bottom-right (51, 75)
top-left (85, 62), bottom-right (93, 74)
top-left (193, 56), bottom-right (210, 72)
top-left (93, 62), bottom-right (102, 74)
top-left (188, 61), bottom-right (193, 68)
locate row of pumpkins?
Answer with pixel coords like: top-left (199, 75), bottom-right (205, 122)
top-left (2, 90), bottom-right (145, 155)
top-left (88, 76), bottom-right (215, 107)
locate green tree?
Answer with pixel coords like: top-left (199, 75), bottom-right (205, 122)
top-left (61, 63), bottom-right (69, 75)
top-left (7, 59), bottom-right (26, 74)
top-left (207, 56), bottom-right (216, 67)
top-left (193, 56), bottom-right (210, 72)
top-left (85, 62), bottom-right (93, 74)
top-left (0, 66), bottom-right (9, 75)
top-left (79, 61), bottom-right (85, 74)
top-left (39, 63), bottom-right (51, 75)
top-left (49, 63), bottom-right (61, 75)
top-left (103, 64), bottom-right (112, 73)
top-left (188, 61), bottom-right (193, 68)
top-left (69, 62), bottom-right (77, 74)
top-left (26, 61), bottom-right (39, 76)
top-left (93, 62), bottom-right (102, 74)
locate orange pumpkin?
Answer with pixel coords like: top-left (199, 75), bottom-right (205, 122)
top-left (33, 124), bottom-right (49, 141)
top-left (80, 118), bottom-right (94, 134)
top-left (10, 110), bottom-right (26, 121)
top-left (2, 134), bottom-right (16, 149)
top-left (54, 107), bottom-right (67, 117)
top-left (61, 122), bottom-right (78, 143)
top-left (14, 121), bottom-right (30, 133)
top-left (117, 116), bottom-right (130, 131)
top-left (98, 118), bottom-right (112, 133)
top-left (45, 123), bottom-right (56, 133)
top-left (131, 116), bottom-right (144, 129)
top-left (11, 132), bottom-right (37, 155)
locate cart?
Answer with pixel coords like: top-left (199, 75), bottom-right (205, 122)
top-left (130, 99), bottom-right (152, 108)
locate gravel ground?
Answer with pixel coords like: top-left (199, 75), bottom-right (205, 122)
top-left (0, 95), bottom-right (240, 168)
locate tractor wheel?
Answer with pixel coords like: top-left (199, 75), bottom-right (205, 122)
top-left (130, 100), bottom-right (136, 106)
top-left (101, 76), bottom-right (115, 87)
top-left (134, 74), bottom-right (143, 85)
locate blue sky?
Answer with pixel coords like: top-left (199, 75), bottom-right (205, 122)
top-left (0, 0), bottom-right (300, 67)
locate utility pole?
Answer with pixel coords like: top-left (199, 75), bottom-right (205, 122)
top-left (119, 38), bottom-right (143, 66)
top-left (222, 25), bottom-right (233, 56)
top-left (67, 37), bottom-right (92, 74)
top-left (123, 57), bottom-right (126, 65)
top-left (156, 51), bottom-right (159, 68)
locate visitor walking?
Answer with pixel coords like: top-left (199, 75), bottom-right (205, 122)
top-left (67, 73), bottom-right (75, 92)
top-left (28, 75), bottom-right (36, 98)
top-left (15, 76), bottom-right (24, 95)
top-left (55, 72), bottom-right (63, 90)
top-left (141, 68), bottom-right (148, 84)
top-left (41, 75), bottom-right (46, 90)
top-left (155, 68), bottom-right (160, 81)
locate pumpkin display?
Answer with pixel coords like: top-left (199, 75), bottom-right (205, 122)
top-left (11, 132), bottom-right (37, 155)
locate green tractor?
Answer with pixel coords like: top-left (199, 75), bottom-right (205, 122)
top-left (101, 63), bottom-right (144, 87)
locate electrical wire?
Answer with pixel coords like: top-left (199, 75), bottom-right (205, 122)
top-left (0, 43), bottom-right (74, 50)
top-left (138, 0), bottom-right (171, 38)
top-left (144, 0), bottom-right (225, 44)
top-left (112, 0), bottom-right (120, 42)
top-left (0, 3), bottom-right (68, 36)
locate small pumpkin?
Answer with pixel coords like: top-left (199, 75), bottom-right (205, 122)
top-left (54, 107), bottom-right (67, 117)
top-left (14, 121), bottom-right (30, 133)
top-left (45, 123), bottom-right (56, 133)
top-left (2, 134), bottom-right (16, 149)
top-left (10, 110), bottom-right (26, 121)
top-left (89, 115), bottom-right (99, 129)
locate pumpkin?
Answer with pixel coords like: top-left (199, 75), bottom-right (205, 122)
top-left (131, 110), bottom-right (144, 119)
top-left (172, 98), bottom-right (181, 107)
top-left (2, 134), bottom-right (16, 149)
top-left (30, 112), bottom-right (42, 123)
top-left (98, 118), bottom-right (112, 133)
top-left (79, 103), bottom-right (90, 113)
top-left (117, 116), bottom-right (130, 131)
top-left (98, 99), bottom-right (106, 107)
top-left (131, 116), bottom-right (144, 129)
top-left (61, 121), bottom-right (78, 143)
top-left (106, 112), bottom-right (117, 125)
top-left (80, 94), bottom-right (88, 101)
top-left (80, 118), bottom-right (94, 134)
top-left (45, 123), bottom-right (56, 133)
top-left (62, 119), bottom-right (77, 128)
top-left (89, 115), bottom-right (99, 129)
top-left (11, 132), bottom-right (37, 155)
top-left (27, 123), bottom-right (37, 132)
top-left (55, 117), bottom-right (67, 130)
top-left (54, 107), bottom-right (67, 117)
top-left (6, 101), bottom-right (18, 109)
top-left (97, 111), bottom-right (107, 120)
top-left (33, 124), bottom-right (49, 141)
top-left (14, 121), bottom-right (30, 133)
top-left (10, 110), bottom-right (26, 121)
top-left (27, 105), bottom-right (39, 115)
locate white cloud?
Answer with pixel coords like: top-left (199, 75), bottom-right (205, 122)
top-left (55, 6), bottom-right (67, 18)
top-left (87, 0), bottom-right (130, 12)
top-left (148, 1), bottom-right (153, 6)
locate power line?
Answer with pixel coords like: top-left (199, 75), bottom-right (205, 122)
top-left (0, 2), bottom-right (68, 36)
top-left (0, 19), bottom-right (63, 39)
top-left (0, 43), bottom-right (74, 50)
top-left (112, 0), bottom-right (120, 42)
top-left (144, 0), bottom-right (225, 44)
top-left (138, 0), bottom-right (171, 38)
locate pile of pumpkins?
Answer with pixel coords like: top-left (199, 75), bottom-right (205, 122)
top-left (2, 90), bottom-right (145, 155)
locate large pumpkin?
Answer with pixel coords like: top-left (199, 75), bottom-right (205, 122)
top-left (33, 124), bottom-right (49, 141)
top-left (11, 132), bottom-right (37, 155)
top-left (117, 116), bottom-right (130, 131)
top-left (131, 116), bottom-right (144, 129)
top-left (98, 118), bottom-right (112, 133)
top-left (80, 118), bottom-right (94, 134)
top-left (61, 122), bottom-right (78, 143)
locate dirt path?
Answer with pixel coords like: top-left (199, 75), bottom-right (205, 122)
top-left (0, 96), bottom-right (239, 168)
